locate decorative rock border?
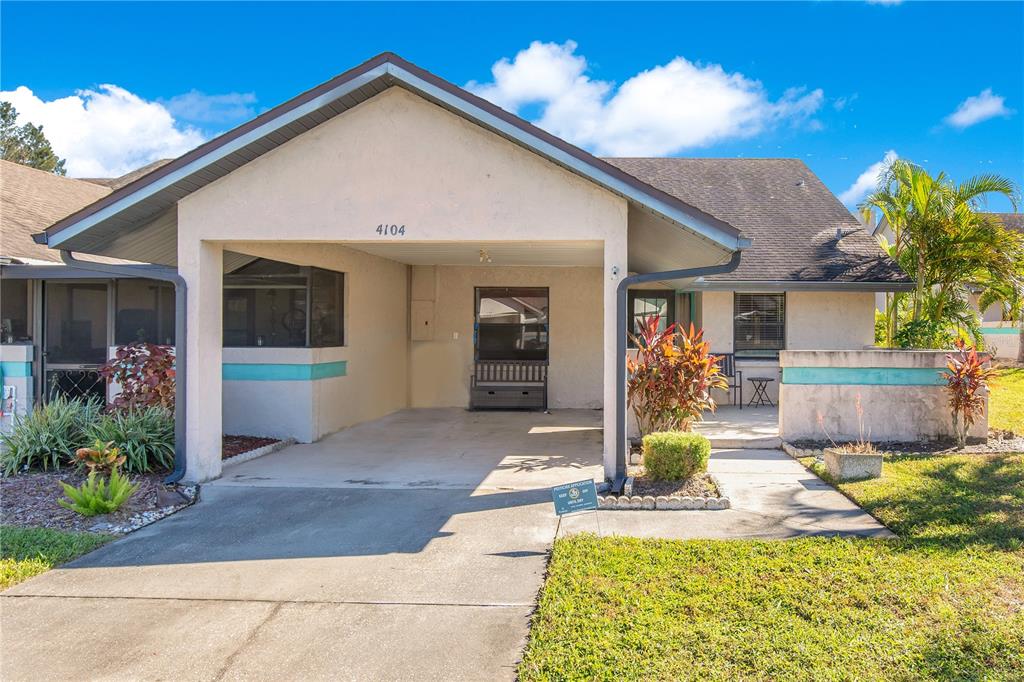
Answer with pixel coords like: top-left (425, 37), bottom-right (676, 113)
top-left (89, 484), bottom-right (199, 535)
top-left (597, 494), bottom-right (731, 510)
top-left (597, 474), bottom-right (732, 510)
top-left (782, 441), bottom-right (818, 459)
top-left (222, 438), bottom-right (296, 467)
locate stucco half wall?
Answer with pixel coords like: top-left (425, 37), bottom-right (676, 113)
top-left (779, 349), bottom-right (988, 442)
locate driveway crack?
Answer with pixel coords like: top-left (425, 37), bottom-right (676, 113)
top-left (212, 601), bottom-right (284, 682)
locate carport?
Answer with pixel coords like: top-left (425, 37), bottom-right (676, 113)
top-left (215, 408), bottom-right (604, 492)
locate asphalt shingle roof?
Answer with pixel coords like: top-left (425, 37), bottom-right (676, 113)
top-left (604, 157), bottom-right (911, 283)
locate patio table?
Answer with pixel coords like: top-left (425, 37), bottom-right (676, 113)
top-left (747, 377), bottom-right (775, 408)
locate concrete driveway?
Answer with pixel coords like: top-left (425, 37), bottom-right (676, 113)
top-left (1, 410), bottom-right (890, 680)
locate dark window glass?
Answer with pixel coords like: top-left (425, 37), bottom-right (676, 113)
top-left (310, 269), bottom-right (343, 347)
top-left (43, 282), bottom-right (108, 364)
top-left (627, 290), bottom-right (675, 346)
top-left (475, 287), bottom-right (548, 361)
top-left (1, 278), bottom-right (31, 343)
top-left (222, 257), bottom-right (344, 348)
top-left (734, 293), bottom-right (785, 358)
top-left (115, 279), bottom-right (175, 345)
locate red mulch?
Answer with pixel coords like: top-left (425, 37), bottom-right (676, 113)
top-left (223, 434), bottom-right (279, 460)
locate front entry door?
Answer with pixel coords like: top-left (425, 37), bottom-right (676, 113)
top-left (42, 281), bottom-right (110, 402)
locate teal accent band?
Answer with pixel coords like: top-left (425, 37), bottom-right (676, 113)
top-left (981, 328), bottom-right (1019, 335)
top-left (223, 360), bottom-right (347, 381)
top-left (0, 361), bottom-right (32, 378)
top-left (782, 366), bottom-right (945, 386)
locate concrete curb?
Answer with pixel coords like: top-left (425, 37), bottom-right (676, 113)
top-left (598, 471), bottom-right (732, 510)
top-left (222, 438), bottom-right (296, 468)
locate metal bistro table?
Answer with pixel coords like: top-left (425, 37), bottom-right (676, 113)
top-left (747, 377), bottom-right (775, 408)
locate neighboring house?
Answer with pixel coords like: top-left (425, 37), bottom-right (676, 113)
top-left (29, 52), bottom-right (911, 483)
top-left (0, 160), bottom-right (175, 415)
top-left (0, 159), bottom-right (299, 415)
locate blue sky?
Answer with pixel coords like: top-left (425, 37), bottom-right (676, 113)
top-left (2, 1), bottom-right (1021, 211)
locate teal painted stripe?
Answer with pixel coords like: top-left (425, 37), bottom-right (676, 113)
top-left (0, 361), bottom-right (31, 378)
top-left (223, 360), bottom-right (347, 381)
top-left (782, 366), bottom-right (945, 386)
top-left (981, 328), bottom-right (1019, 335)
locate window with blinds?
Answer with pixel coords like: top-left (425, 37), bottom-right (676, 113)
top-left (734, 293), bottom-right (785, 358)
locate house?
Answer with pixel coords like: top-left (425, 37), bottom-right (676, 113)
top-left (25, 52), bottom-right (911, 484)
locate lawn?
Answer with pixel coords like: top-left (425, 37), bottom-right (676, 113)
top-left (1, 526), bottom-right (111, 590)
top-left (520, 454), bottom-right (1024, 681)
top-left (990, 367), bottom-right (1023, 434)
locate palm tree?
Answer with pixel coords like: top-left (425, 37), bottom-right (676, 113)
top-left (861, 160), bottom-right (1019, 346)
top-left (978, 248), bottom-right (1024, 363)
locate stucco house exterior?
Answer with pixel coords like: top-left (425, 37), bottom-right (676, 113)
top-left (21, 52), bottom-right (913, 484)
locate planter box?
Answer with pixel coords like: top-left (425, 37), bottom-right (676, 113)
top-left (824, 447), bottom-right (882, 481)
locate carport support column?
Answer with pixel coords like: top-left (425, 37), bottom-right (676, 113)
top-left (602, 233), bottom-right (628, 482)
top-left (179, 239), bottom-right (223, 482)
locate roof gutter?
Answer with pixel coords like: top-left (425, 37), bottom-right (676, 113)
top-left (684, 279), bottom-right (915, 292)
top-left (612, 250), bottom-right (743, 492)
top-left (60, 250), bottom-right (188, 484)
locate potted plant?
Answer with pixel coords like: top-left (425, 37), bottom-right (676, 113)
top-left (817, 396), bottom-right (883, 481)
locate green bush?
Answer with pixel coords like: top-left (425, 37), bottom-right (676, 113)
top-left (0, 396), bottom-right (101, 475)
top-left (85, 407), bottom-right (174, 473)
top-left (58, 469), bottom-right (139, 516)
top-left (642, 431), bottom-right (711, 481)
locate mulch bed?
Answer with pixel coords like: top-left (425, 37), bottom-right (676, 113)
top-left (223, 434), bottom-right (279, 460)
top-left (789, 430), bottom-right (1024, 456)
top-left (629, 473), bottom-right (719, 498)
top-left (0, 469), bottom-right (183, 533)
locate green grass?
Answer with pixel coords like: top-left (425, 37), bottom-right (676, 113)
top-left (520, 454), bottom-right (1024, 681)
top-left (1, 526), bottom-right (112, 590)
top-left (990, 367), bottom-right (1023, 434)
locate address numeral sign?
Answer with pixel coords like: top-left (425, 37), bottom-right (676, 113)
top-left (376, 224), bottom-right (406, 236)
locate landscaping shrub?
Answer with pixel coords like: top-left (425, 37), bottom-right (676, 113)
top-left (100, 342), bottom-right (175, 411)
top-left (74, 439), bottom-right (126, 473)
top-left (58, 469), bottom-right (139, 516)
top-left (0, 396), bottom-right (101, 475)
top-left (642, 431), bottom-right (711, 481)
top-left (84, 407), bottom-right (175, 473)
top-left (627, 318), bottom-right (728, 435)
top-left (944, 339), bottom-right (997, 448)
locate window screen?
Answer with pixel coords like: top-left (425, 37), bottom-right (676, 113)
top-left (734, 293), bottom-right (785, 357)
top-left (475, 287), bottom-right (549, 361)
top-left (115, 279), bottom-right (175, 345)
top-left (222, 257), bottom-right (344, 348)
top-left (1, 279), bottom-right (31, 343)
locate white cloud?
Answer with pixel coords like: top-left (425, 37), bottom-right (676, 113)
top-left (160, 90), bottom-right (257, 124)
top-left (467, 41), bottom-right (824, 156)
top-left (839, 150), bottom-right (898, 207)
top-left (945, 88), bottom-right (1013, 129)
top-left (0, 84), bottom-right (207, 177)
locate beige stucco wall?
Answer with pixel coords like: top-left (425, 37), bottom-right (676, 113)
top-left (175, 86), bottom-right (630, 481)
top-left (700, 290), bottom-right (877, 405)
top-left (409, 265), bottom-right (604, 409)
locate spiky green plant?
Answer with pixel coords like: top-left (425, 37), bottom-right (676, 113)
top-left (84, 407), bottom-right (174, 473)
top-left (0, 397), bottom-right (101, 475)
top-left (57, 469), bottom-right (139, 517)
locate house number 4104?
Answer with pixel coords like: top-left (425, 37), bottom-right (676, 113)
top-left (376, 224), bottom-right (406, 236)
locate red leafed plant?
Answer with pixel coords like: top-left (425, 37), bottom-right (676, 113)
top-left (626, 316), bottom-right (728, 435)
top-left (100, 342), bottom-right (175, 411)
top-left (943, 338), bottom-right (996, 448)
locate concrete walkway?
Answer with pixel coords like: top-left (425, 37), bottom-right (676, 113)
top-left (1, 414), bottom-right (891, 680)
top-left (561, 449), bottom-right (895, 539)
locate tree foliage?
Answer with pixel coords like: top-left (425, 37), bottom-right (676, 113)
top-left (861, 159), bottom-right (1022, 349)
top-left (0, 102), bottom-right (67, 175)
